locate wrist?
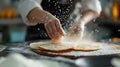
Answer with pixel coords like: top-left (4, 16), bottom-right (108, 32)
top-left (43, 11), bottom-right (56, 24)
top-left (78, 18), bottom-right (86, 26)
top-left (27, 7), bottom-right (56, 24)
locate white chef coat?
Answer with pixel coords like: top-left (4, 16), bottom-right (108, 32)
top-left (17, 0), bottom-right (102, 25)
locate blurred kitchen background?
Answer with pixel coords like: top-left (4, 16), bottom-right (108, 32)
top-left (0, 0), bottom-right (120, 43)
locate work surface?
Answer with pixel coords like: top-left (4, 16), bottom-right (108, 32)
top-left (0, 41), bottom-right (120, 67)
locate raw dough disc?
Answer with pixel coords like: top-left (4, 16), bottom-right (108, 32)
top-left (30, 41), bottom-right (75, 51)
top-left (30, 41), bottom-right (101, 52)
top-left (73, 42), bottom-right (101, 51)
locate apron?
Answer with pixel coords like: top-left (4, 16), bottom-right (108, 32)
top-left (26, 0), bottom-right (81, 41)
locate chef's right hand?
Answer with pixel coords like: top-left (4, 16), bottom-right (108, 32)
top-left (27, 7), bottom-right (65, 39)
top-left (44, 17), bottom-right (65, 39)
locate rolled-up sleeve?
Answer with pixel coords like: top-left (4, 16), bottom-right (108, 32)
top-left (17, 0), bottom-right (42, 25)
top-left (81, 0), bottom-right (102, 15)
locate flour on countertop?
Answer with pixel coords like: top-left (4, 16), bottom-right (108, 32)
top-left (0, 53), bottom-right (71, 67)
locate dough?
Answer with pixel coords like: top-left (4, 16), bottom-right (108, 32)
top-left (73, 42), bottom-right (101, 51)
top-left (51, 36), bottom-right (64, 44)
top-left (30, 41), bottom-right (75, 51)
top-left (30, 41), bottom-right (101, 52)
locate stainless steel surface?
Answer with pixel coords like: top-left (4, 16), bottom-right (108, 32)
top-left (75, 56), bottom-right (120, 67)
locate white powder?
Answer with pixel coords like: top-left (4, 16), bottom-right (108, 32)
top-left (111, 58), bottom-right (120, 67)
top-left (0, 53), bottom-right (69, 67)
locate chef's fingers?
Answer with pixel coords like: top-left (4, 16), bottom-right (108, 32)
top-left (69, 23), bottom-right (82, 34)
top-left (45, 21), bottom-right (60, 39)
top-left (73, 26), bottom-right (81, 34)
top-left (44, 23), bottom-right (53, 38)
top-left (55, 20), bottom-right (65, 36)
top-left (68, 26), bottom-right (76, 34)
top-left (68, 25), bottom-right (85, 39)
top-left (49, 21), bottom-right (60, 39)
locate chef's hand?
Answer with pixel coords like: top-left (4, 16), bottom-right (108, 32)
top-left (68, 10), bottom-right (98, 39)
top-left (68, 21), bottom-right (85, 39)
top-left (27, 7), bottom-right (65, 39)
top-left (44, 18), bottom-right (65, 39)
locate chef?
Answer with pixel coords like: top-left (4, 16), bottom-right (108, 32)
top-left (15, 0), bottom-right (101, 41)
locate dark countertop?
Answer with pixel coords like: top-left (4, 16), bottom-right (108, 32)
top-left (0, 42), bottom-right (79, 67)
top-left (0, 41), bottom-right (120, 67)
top-left (0, 42), bottom-right (51, 58)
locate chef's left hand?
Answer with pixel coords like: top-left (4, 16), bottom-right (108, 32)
top-left (68, 21), bottom-right (85, 39)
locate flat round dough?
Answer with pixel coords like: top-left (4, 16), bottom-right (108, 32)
top-left (73, 42), bottom-right (101, 51)
top-left (30, 41), bottom-right (101, 52)
top-left (30, 41), bottom-right (75, 51)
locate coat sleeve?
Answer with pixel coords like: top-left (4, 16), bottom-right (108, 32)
top-left (81, 0), bottom-right (102, 16)
top-left (16, 0), bottom-right (42, 25)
